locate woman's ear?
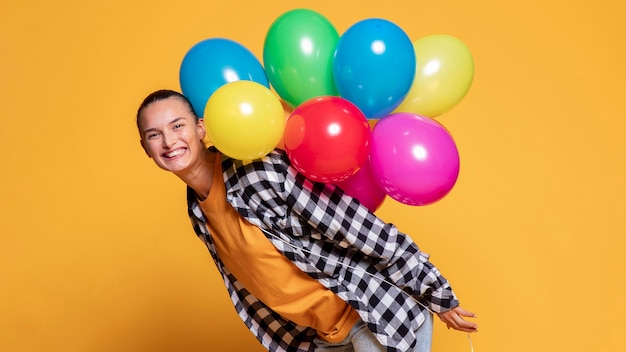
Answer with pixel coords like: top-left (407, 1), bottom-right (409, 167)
top-left (197, 118), bottom-right (206, 140)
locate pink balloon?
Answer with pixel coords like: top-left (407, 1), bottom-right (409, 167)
top-left (370, 113), bottom-right (460, 206)
top-left (334, 158), bottom-right (386, 212)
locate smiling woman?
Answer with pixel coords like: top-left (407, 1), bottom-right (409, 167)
top-left (137, 90), bottom-right (209, 177)
top-left (134, 88), bottom-right (477, 352)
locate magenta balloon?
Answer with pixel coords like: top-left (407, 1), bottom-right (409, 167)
top-left (334, 158), bottom-right (386, 212)
top-left (370, 113), bottom-right (460, 206)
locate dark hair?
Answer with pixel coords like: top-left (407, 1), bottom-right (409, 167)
top-left (136, 89), bottom-right (198, 135)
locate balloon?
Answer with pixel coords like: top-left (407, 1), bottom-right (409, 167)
top-left (333, 18), bottom-right (415, 119)
top-left (394, 34), bottom-right (474, 118)
top-left (370, 113), bottom-right (460, 206)
top-left (180, 38), bottom-right (269, 117)
top-left (276, 99), bottom-right (293, 150)
top-left (203, 80), bottom-right (284, 160)
top-left (263, 9), bottom-right (339, 108)
top-left (283, 96), bottom-right (370, 183)
top-left (334, 158), bottom-right (386, 212)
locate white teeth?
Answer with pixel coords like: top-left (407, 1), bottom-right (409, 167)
top-left (164, 149), bottom-right (185, 158)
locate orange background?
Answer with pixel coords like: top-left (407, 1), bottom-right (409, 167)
top-left (1, 0), bottom-right (625, 351)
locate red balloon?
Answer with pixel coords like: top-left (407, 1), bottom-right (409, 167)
top-left (284, 96), bottom-right (370, 183)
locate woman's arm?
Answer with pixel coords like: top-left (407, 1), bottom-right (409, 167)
top-left (274, 151), bottom-right (459, 313)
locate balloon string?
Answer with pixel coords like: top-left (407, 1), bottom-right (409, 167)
top-left (260, 228), bottom-right (476, 352)
top-left (468, 333), bottom-right (474, 352)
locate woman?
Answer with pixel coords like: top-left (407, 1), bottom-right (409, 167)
top-left (136, 89), bottom-right (477, 352)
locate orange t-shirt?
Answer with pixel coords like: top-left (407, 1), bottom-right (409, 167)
top-left (198, 154), bottom-right (359, 343)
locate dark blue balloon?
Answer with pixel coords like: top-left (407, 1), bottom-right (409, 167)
top-left (333, 19), bottom-right (416, 118)
top-left (179, 38), bottom-right (269, 117)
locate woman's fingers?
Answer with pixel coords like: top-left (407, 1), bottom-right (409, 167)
top-left (453, 306), bottom-right (477, 318)
top-left (438, 306), bottom-right (478, 332)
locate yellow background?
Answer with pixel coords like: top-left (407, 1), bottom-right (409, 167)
top-left (1, 0), bottom-right (625, 351)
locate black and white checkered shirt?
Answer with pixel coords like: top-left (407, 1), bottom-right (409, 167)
top-left (187, 149), bottom-right (459, 351)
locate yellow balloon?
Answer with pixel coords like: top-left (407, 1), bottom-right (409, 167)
top-left (394, 34), bottom-right (474, 118)
top-left (204, 80), bottom-right (285, 160)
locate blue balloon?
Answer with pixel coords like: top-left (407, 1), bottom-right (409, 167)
top-left (179, 38), bottom-right (269, 117)
top-left (333, 19), bottom-right (415, 118)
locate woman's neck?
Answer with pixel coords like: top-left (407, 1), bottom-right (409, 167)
top-left (176, 147), bottom-right (216, 201)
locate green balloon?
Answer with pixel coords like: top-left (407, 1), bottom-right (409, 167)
top-left (263, 9), bottom-right (339, 108)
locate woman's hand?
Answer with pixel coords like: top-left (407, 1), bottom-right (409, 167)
top-left (436, 306), bottom-right (478, 332)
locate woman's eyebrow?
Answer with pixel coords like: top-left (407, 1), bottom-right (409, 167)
top-left (142, 126), bottom-right (158, 136)
top-left (169, 117), bottom-right (186, 125)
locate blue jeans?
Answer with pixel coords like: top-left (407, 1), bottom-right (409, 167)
top-left (313, 314), bottom-right (433, 352)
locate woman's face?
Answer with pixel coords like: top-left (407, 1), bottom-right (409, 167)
top-left (138, 97), bottom-right (206, 174)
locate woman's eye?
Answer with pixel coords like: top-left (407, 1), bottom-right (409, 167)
top-left (174, 124), bottom-right (184, 129)
top-left (147, 132), bottom-right (160, 139)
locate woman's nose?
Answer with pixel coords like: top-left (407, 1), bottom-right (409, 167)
top-left (161, 131), bottom-right (174, 148)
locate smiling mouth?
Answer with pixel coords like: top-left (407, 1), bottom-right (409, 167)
top-left (163, 148), bottom-right (186, 158)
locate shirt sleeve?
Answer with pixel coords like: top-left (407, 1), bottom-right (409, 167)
top-left (269, 151), bottom-right (460, 313)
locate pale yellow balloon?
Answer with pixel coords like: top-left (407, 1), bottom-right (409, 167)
top-left (394, 34), bottom-right (474, 118)
top-left (204, 80), bottom-right (285, 160)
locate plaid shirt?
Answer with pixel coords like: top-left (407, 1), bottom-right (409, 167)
top-left (187, 149), bottom-right (459, 352)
